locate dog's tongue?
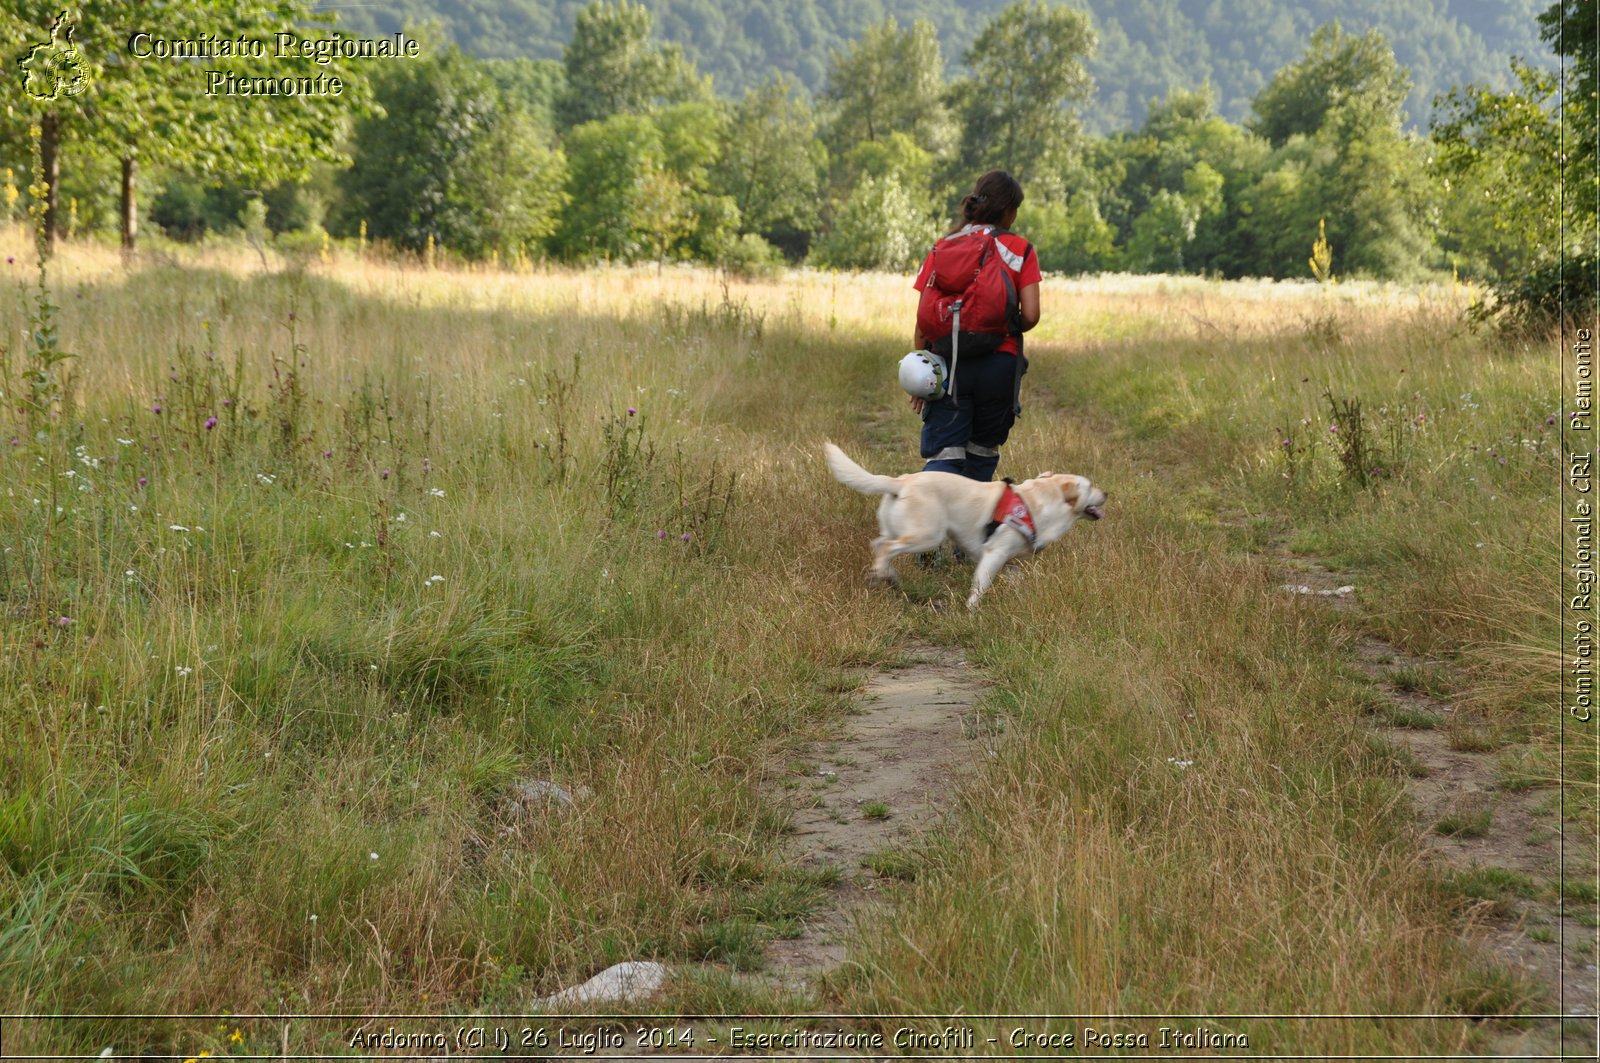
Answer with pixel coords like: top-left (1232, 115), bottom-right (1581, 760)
top-left (1084, 505), bottom-right (1104, 521)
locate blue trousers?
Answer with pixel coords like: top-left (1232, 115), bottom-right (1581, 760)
top-left (919, 351), bottom-right (1025, 481)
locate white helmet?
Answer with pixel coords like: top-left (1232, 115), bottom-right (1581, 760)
top-left (898, 350), bottom-right (948, 400)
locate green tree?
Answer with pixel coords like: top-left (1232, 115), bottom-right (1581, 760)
top-left (1433, 62), bottom-right (1563, 278)
top-left (1096, 84), bottom-right (1270, 274)
top-left (712, 77), bottom-right (824, 254)
top-left (1430, 0), bottom-right (1596, 325)
top-left (340, 47), bottom-right (565, 259)
top-left (946, 1), bottom-right (1096, 187)
top-left (1235, 24), bottom-right (1433, 279)
top-left (1540, 0), bottom-right (1598, 175)
top-left (1125, 161), bottom-right (1224, 272)
top-left (2, 1), bottom-right (370, 251)
top-left (1249, 22), bottom-right (1410, 147)
top-left (1022, 195), bottom-right (1117, 274)
top-left (553, 112), bottom-right (669, 261)
top-left (554, 0), bottom-right (709, 130)
top-left (813, 174), bottom-right (936, 272)
top-left (822, 17), bottom-right (952, 160)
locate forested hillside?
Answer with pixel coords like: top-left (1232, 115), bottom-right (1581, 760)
top-left (323, 0), bottom-right (1552, 129)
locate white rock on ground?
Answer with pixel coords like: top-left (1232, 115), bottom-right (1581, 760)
top-left (533, 961), bottom-right (669, 1011)
top-left (512, 779), bottom-right (576, 808)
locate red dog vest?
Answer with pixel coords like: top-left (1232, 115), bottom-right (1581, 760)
top-left (987, 481), bottom-right (1038, 550)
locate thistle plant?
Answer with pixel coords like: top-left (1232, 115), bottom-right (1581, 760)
top-left (18, 123), bottom-right (78, 624)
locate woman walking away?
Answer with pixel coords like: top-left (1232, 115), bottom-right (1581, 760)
top-left (910, 169), bottom-right (1040, 482)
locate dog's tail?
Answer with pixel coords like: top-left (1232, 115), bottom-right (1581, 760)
top-left (824, 442), bottom-right (903, 497)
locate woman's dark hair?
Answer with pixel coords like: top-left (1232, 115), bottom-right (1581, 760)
top-left (957, 170), bottom-right (1024, 229)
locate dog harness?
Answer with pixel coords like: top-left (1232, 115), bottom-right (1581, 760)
top-left (985, 479), bottom-right (1039, 551)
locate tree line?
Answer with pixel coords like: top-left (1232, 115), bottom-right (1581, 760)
top-left (3, 0), bottom-right (1591, 320)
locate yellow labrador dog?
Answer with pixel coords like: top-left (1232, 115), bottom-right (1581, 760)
top-left (824, 442), bottom-right (1105, 609)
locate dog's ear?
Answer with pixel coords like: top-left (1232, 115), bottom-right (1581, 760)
top-left (1039, 470), bottom-right (1055, 478)
top-left (1058, 477), bottom-right (1081, 508)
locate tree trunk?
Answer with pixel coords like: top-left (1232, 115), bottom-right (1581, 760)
top-left (39, 112), bottom-right (60, 252)
top-left (121, 155), bottom-right (137, 252)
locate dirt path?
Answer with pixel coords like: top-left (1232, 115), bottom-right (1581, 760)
top-left (762, 641), bottom-right (992, 990)
top-left (1271, 550), bottom-right (1599, 1055)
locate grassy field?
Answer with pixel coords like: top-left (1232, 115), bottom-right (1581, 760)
top-left (0, 229), bottom-right (1588, 1056)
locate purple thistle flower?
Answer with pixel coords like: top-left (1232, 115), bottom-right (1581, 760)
top-left (5, 257), bottom-right (13, 265)
top-left (680, 532), bottom-right (691, 542)
top-left (381, 469), bottom-right (390, 479)
top-left (222, 398), bottom-right (232, 407)
top-left (151, 404), bottom-right (162, 414)
top-left (56, 616), bottom-right (72, 627)
top-left (137, 477), bottom-right (148, 487)
top-left (1329, 424), bottom-right (1338, 433)
top-left (656, 529), bottom-right (666, 540)
top-left (205, 417), bottom-right (217, 430)
top-left (323, 449), bottom-right (333, 458)
top-left (627, 407), bottom-right (636, 416)
top-left (1546, 415), bottom-right (1556, 425)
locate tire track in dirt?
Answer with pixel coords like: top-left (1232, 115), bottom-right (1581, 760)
top-left (761, 641), bottom-right (992, 991)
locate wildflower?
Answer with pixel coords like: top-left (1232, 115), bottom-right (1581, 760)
top-left (1281, 439), bottom-right (1291, 447)
top-left (429, 530), bottom-right (441, 538)
top-left (125, 570), bottom-right (134, 577)
top-left (322, 449), bottom-right (332, 458)
top-left (56, 616), bottom-right (72, 627)
top-left (428, 487), bottom-right (445, 498)
top-left (169, 524), bottom-right (189, 532)
top-left (680, 532), bottom-right (691, 542)
top-left (369, 851), bottom-right (378, 861)
top-left (138, 477), bottom-right (148, 487)
top-left (204, 417), bottom-right (217, 430)
top-left (176, 666), bottom-right (193, 677)
top-left (222, 398), bottom-right (232, 407)
top-left (151, 404), bottom-right (161, 414)
top-left (1328, 424), bottom-right (1338, 433)
top-left (394, 512), bottom-right (406, 522)
top-left (308, 913), bottom-right (318, 923)
top-left (1166, 757), bottom-right (1194, 769)
top-left (229, 1030), bottom-right (243, 1045)
top-left (381, 469), bottom-right (390, 479)
top-left (1547, 415), bottom-right (1557, 425)
top-left (627, 406), bottom-right (636, 416)
top-left (656, 530), bottom-right (666, 540)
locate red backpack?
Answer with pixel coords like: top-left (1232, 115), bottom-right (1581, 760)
top-left (915, 227), bottom-right (1024, 359)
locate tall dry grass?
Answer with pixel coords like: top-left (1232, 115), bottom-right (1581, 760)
top-left (0, 229), bottom-right (1580, 1056)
